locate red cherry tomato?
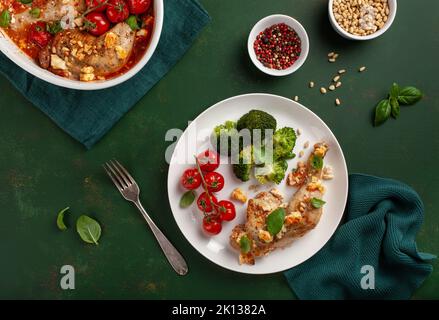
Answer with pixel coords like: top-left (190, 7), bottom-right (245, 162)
top-left (106, 0), bottom-right (129, 23)
top-left (203, 172), bottom-right (224, 193)
top-left (202, 216), bottom-right (222, 235)
top-left (180, 168), bottom-right (202, 190)
top-left (216, 200), bottom-right (236, 221)
top-left (197, 149), bottom-right (220, 172)
top-left (197, 192), bottom-right (218, 213)
top-left (85, 0), bottom-right (108, 12)
top-left (127, 0), bottom-right (151, 14)
top-left (27, 22), bottom-right (52, 48)
top-left (85, 12), bottom-right (110, 36)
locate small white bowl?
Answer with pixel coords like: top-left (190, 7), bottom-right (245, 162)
top-left (328, 0), bottom-right (397, 40)
top-left (247, 14), bottom-right (309, 76)
top-left (0, 0), bottom-right (163, 90)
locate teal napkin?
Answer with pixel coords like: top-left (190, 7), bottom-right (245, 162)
top-left (284, 174), bottom-right (436, 300)
top-left (0, 0), bottom-right (209, 149)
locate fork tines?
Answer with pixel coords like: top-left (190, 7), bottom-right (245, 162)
top-left (103, 160), bottom-right (136, 190)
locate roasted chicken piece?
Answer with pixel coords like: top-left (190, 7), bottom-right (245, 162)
top-left (45, 23), bottom-right (135, 79)
top-left (230, 142), bottom-right (330, 265)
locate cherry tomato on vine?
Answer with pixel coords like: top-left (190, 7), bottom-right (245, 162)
top-left (106, 0), bottom-right (129, 23)
top-left (180, 168), bottom-right (201, 190)
top-left (127, 0), bottom-right (151, 15)
top-left (216, 200), bottom-right (236, 221)
top-left (85, 0), bottom-right (108, 12)
top-left (197, 149), bottom-right (220, 172)
top-left (197, 192), bottom-right (218, 213)
top-left (202, 216), bottom-right (222, 235)
top-left (203, 171), bottom-right (224, 193)
top-left (85, 12), bottom-right (110, 36)
top-left (27, 22), bottom-right (52, 48)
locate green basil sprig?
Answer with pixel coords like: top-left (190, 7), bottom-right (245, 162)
top-left (0, 10), bottom-right (11, 28)
top-left (239, 235), bottom-right (251, 254)
top-left (57, 207), bottom-right (70, 231)
top-left (180, 190), bottom-right (196, 208)
top-left (374, 83), bottom-right (423, 126)
top-left (266, 208), bottom-right (285, 236)
top-left (76, 215), bottom-right (102, 245)
top-left (126, 15), bottom-right (139, 31)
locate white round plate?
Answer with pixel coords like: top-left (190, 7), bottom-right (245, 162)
top-left (167, 93), bottom-right (348, 274)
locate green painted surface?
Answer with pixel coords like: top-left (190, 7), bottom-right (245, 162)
top-left (0, 0), bottom-right (438, 299)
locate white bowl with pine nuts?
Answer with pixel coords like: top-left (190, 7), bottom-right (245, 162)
top-left (329, 0), bottom-right (397, 40)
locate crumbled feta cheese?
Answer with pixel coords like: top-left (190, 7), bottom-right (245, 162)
top-left (258, 230), bottom-right (273, 243)
top-left (80, 73), bottom-right (95, 82)
top-left (80, 66), bottom-right (94, 74)
top-left (115, 45), bottom-right (128, 60)
top-left (231, 188), bottom-right (247, 203)
top-left (104, 32), bottom-right (118, 49)
top-left (50, 54), bottom-right (68, 70)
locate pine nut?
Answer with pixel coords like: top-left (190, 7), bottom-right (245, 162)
top-left (309, 81), bottom-right (315, 88)
top-left (333, 75), bottom-right (340, 82)
top-left (320, 87), bottom-right (327, 94)
top-left (359, 66), bottom-right (366, 72)
top-left (329, 85), bottom-right (336, 91)
top-left (335, 98), bottom-right (341, 106)
top-left (294, 96), bottom-right (299, 102)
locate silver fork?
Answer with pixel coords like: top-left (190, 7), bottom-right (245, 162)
top-left (103, 160), bottom-right (188, 276)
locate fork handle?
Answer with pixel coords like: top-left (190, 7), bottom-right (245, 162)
top-left (134, 201), bottom-right (188, 276)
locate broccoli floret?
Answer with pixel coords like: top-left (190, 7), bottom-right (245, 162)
top-left (233, 145), bottom-right (253, 182)
top-left (237, 110), bottom-right (277, 141)
top-left (273, 127), bottom-right (297, 160)
top-left (255, 159), bottom-right (288, 185)
top-left (210, 121), bottom-right (239, 156)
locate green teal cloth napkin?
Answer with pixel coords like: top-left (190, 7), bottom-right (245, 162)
top-left (0, 0), bottom-right (209, 149)
top-left (284, 173), bottom-right (436, 300)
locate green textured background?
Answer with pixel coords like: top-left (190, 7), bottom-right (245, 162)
top-left (0, 0), bottom-right (438, 299)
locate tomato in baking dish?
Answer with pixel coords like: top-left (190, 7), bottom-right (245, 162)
top-left (0, 0), bottom-right (155, 82)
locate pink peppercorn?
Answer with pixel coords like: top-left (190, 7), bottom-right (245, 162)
top-left (253, 23), bottom-right (302, 70)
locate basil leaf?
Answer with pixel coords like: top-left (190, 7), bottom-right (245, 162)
top-left (29, 8), bottom-right (41, 18)
top-left (180, 190), bottom-right (196, 208)
top-left (310, 154), bottom-right (323, 170)
top-left (398, 86), bottom-right (423, 105)
top-left (266, 208), bottom-right (285, 236)
top-left (125, 15), bottom-right (139, 31)
top-left (19, 0), bottom-right (33, 4)
top-left (56, 207), bottom-right (70, 231)
top-left (0, 10), bottom-right (11, 28)
top-left (374, 99), bottom-right (391, 126)
top-left (390, 97), bottom-right (400, 118)
top-left (389, 83), bottom-right (399, 99)
top-left (311, 198), bottom-right (326, 209)
top-left (76, 215), bottom-right (101, 245)
top-left (239, 235), bottom-right (251, 254)
top-left (46, 21), bottom-right (62, 34)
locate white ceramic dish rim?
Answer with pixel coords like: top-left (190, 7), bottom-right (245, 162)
top-left (328, 0), bottom-right (397, 40)
top-left (247, 14), bottom-right (309, 76)
top-left (0, 0), bottom-right (164, 90)
top-left (167, 93), bottom-right (349, 274)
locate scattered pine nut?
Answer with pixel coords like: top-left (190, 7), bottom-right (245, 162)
top-left (359, 66), bottom-right (366, 72)
top-left (304, 141), bottom-right (310, 149)
top-left (333, 75), bottom-right (340, 82)
top-left (328, 58), bottom-right (336, 63)
top-left (294, 96), bottom-right (299, 102)
top-left (328, 52), bottom-right (335, 57)
top-left (320, 87), bottom-right (327, 94)
top-left (329, 85), bottom-right (336, 91)
top-left (299, 151), bottom-right (304, 158)
top-left (336, 81), bottom-right (342, 88)
top-left (338, 69), bottom-right (346, 74)
top-left (333, 53), bottom-right (339, 59)
top-left (335, 98), bottom-right (341, 106)
top-left (309, 81), bottom-right (315, 88)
